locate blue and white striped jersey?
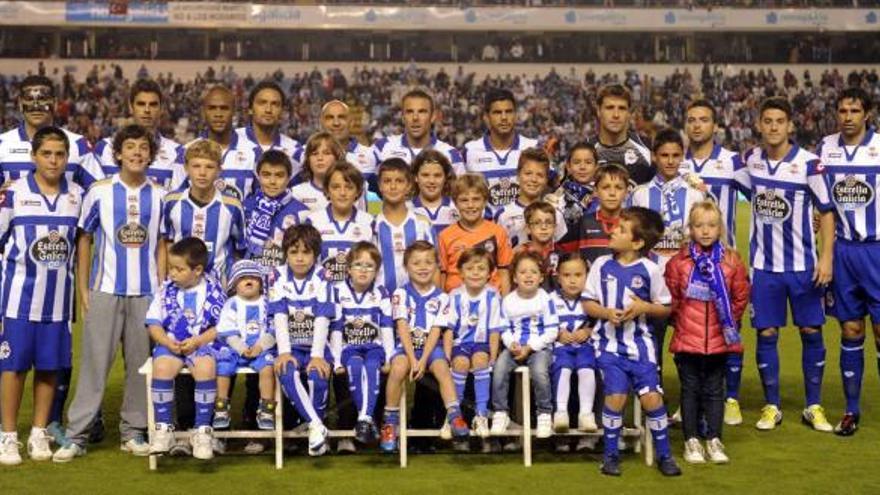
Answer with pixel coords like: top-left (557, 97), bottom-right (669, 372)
top-left (176, 133), bottom-right (255, 201)
top-left (391, 283), bottom-right (448, 351)
top-left (161, 188), bottom-right (245, 279)
top-left (628, 175), bottom-right (706, 262)
top-left (216, 295), bottom-right (271, 349)
top-left (0, 125), bottom-right (102, 189)
top-left (818, 130), bottom-right (880, 242)
top-left (681, 145), bottom-right (744, 246)
top-left (331, 281), bottom-right (394, 355)
top-left (268, 266), bottom-right (335, 354)
top-left (463, 133), bottom-right (540, 208)
top-left (301, 206), bottom-right (374, 283)
top-left (79, 175), bottom-right (164, 296)
top-left (493, 199), bottom-right (567, 248)
top-left (584, 254), bottom-right (671, 363)
top-left (735, 144), bottom-right (833, 272)
top-left (411, 196), bottom-right (459, 237)
top-left (93, 133), bottom-right (184, 191)
top-left (345, 137), bottom-right (376, 190)
top-left (0, 175), bottom-right (83, 322)
top-left (370, 134), bottom-right (464, 175)
top-left (373, 208), bottom-right (436, 293)
top-left (442, 285), bottom-right (507, 346)
top-left (145, 278), bottom-right (224, 338)
top-left (290, 180), bottom-right (367, 213)
top-left (500, 289), bottom-right (559, 351)
top-left (550, 291), bottom-right (590, 349)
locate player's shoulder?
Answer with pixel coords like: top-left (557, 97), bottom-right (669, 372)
top-left (462, 136), bottom-right (484, 152)
top-left (742, 146), bottom-right (762, 164)
top-left (279, 133), bottom-right (301, 150)
top-left (164, 190), bottom-right (185, 203)
top-left (0, 127), bottom-right (21, 142)
top-left (220, 192), bottom-right (243, 209)
top-left (88, 176), bottom-right (114, 192)
top-left (354, 208), bottom-right (374, 223)
top-left (591, 254), bottom-right (614, 271)
top-left (817, 133), bottom-right (840, 151)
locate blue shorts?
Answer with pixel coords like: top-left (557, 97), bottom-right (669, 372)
top-left (392, 345), bottom-right (447, 367)
top-left (552, 345), bottom-right (596, 371)
top-left (286, 347), bottom-right (334, 371)
top-left (153, 344), bottom-right (217, 369)
top-left (341, 344), bottom-right (385, 368)
top-left (751, 269), bottom-right (825, 330)
top-left (451, 342), bottom-right (490, 360)
top-left (596, 352), bottom-right (662, 397)
top-left (216, 347), bottom-right (275, 377)
top-left (829, 240), bottom-right (880, 322)
top-left (0, 318), bottom-right (71, 372)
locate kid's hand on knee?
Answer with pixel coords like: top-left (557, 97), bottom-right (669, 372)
top-left (274, 353), bottom-right (297, 375)
top-left (307, 357), bottom-right (331, 379)
top-left (381, 363), bottom-right (391, 374)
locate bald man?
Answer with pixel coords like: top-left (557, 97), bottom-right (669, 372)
top-left (321, 100), bottom-right (377, 193)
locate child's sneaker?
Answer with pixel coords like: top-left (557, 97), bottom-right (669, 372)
top-left (449, 414), bottom-right (469, 438)
top-left (191, 426), bottom-right (214, 460)
top-left (600, 455), bottom-right (621, 476)
top-left (27, 428), bottom-right (53, 461)
top-left (379, 423), bottom-right (398, 453)
top-left (0, 434), bottom-right (22, 466)
top-left (51, 442), bottom-right (84, 463)
top-left (169, 437), bottom-right (193, 457)
top-left (554, 439), bottom-right (571, 453)
top-left (724, 398), bottom-right (743, 425)
top-left (336, 439), bottom-right (357, 454)
top-left (243, 440), bottom-right (265, 454)
top-left (213, 399), bottom-right (231, 429)
top-left (576, 436), bottom-right (598, 452)
top-left (472, 415), bottom-right (490, 438)
top-left (439, 421), bottom-right (452, 440)
top-left (354, 418), bottom-right (375, 445)
top-left (490, 411), bottom-right (509, 435)
top-left (705, 438), bottom-right (728, 464)
top-left (802, 405), bottom-right (833, 432)
top-left (553, 411), bottom-right (570, 433)
top-left (657, 456), bottom-right (683, 476)
top-left (257, 400), bottom-right (277, 431)
top-left (121, 435), bottom-right (151, 456)
top-left (536, 413), bottom-right (553, 439)
top-left (756, 405), bottom-right (782, 431)
top-left (683, 437), bottom-right (706, 464)
top-left (308, 422), bottom-right (329, 457)
top-left (577, 412), bottom-right (598, 432)
top-left (149, 424), bottom-right (175, 455)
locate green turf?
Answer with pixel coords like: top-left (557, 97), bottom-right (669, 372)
top-left (4, 202), bottom-right (880, 494)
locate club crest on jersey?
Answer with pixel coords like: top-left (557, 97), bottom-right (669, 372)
top-left (489, 178), bottom-right (519, 207)
top-left (29, 230), bottom-right (71, 269)
top-left (245, 320), bottom-right (261, 336)
top-left (425, 299), bottom-right (440, 313)
top-left (116, 222), bottom-right (148, 248)
top-left (624, 149), bottom-right (637, 165)
top-left (754, 190), bottom-right (792, 224)
top-left (215, 179), bottom-right (242, 201)
top-left (869, 147), bottom-right (879, 158)
top-left (832, 175), bottom-right (874, 210)
top-left (630, 275), bottom-right (645, 289)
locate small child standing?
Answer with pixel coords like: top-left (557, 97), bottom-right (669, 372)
top-left (214, 260), bottom-right (277, 431)
top-left (665, 201), bottom-right (749, 464)
top-left (145, 238), bottom-right (226, 460)
top-left (411, 150), bottom-right (459, 237)
top-left (492, 251), bottom-right (559, 438)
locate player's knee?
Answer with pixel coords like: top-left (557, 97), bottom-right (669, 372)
top-left (759, 327), bottom-right (779, 338)
top-left (604, 394), bottom-right (627, 411)
top-left (451, 357), bottom-right (469, 373)
top-left (471, 352), bottom-right (489, 369)
top-left (640, 392), bottom-right (664, 411)
top-left (799, 326), bottom-right (821, 335)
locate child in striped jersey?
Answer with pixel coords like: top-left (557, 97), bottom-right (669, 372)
top-left (411, 150), bottom-right (459, 237)
top-left (270, 225), bottom-right (335, 456)
top-left (445, 247), bottom-right (505, 439)
top-left (145, 238), bottom-right (225, 460)
top-left (491, 251), bottom-right (559, 438)
top-left (330, 242), bottom-right (395, 445)
top-left (290, 132), bottom-right (345, 212)
top-left (300, 161), bottom-right (373, 283)
top-left (373, 158), bottom-right (435, 293)
top-left (380, 241), bottom-right (470, 452)
top-left (214, 260), bottom-right (276, 432)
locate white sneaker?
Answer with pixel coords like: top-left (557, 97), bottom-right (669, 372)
top-left (756, 405), bottom-right (783, 431)
top-left (473, 415), bottom-right (490, 438)
top-left (705, 438), bottom-right (729, 464)
top-left (27, 429), bottom-right (53, 461)
top-left (149, 424), bottom-right (175, 454)
top-left (683, 437), bottom-right (706, 464)
top-left (575, 436), bottom-right (599, 452)
top-left (121, 437), bottom-right (151, 456)
top-left (553, 412), bottom-right (570, 433)
top-left (439, 421), bottom-right (453, 440)
top-left (308, 421), bottom-right (328, 457)
top-left (0, 435), bottom-right (22, 466)
top-left (51, 442), bottom-right (85, 463)
top-left (577, 412), bottom-right (598, 432)
top-left (191, 426), bottom-right (214, 460)
top-left (336, 438), bottom-right (356, 454)
top-left (490, 411), bottom-right (510, 435)
top-left (536, 413), bottom-right (553, 439)
top-left (243, 440), bottom-right (265, 455)
top-left (170, 437), bottom-right (193, 457)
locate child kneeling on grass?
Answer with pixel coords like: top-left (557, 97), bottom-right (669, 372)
top-left (664, 201), bottom-right (749, 464)
top-left (147, 238), bottom-right (226, 460)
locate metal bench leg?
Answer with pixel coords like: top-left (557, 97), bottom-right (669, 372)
top-left (519, 367), bottom-right (532, 467)
top-left (633, 398), bottom-right (642, 454)
top-left (399, 390), bottom-right (408, 468)
top-left (145, 364), bottom-right (157, 471)
top-left (275, 376), bottom-right (283, 470)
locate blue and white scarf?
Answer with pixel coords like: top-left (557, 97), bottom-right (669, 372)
top-left (562, 179), bottom-right (593, 206)
top-left (656, 175), bottom-right (684, 225)
top-left (685, 241), bottom-right (740, 346)
top-left (246, 189), bottom-right (289, 256)
top-left (162, 276), bottom-right (227, 342)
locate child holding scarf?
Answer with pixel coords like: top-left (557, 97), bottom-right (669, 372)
top-left (664, 201), bottom-right (749, 465)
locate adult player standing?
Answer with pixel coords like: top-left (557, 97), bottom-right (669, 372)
top-left (591, 84), bottom-right (653, 186)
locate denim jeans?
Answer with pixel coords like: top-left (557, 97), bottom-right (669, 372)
top-left (492, 348), bottom-right (553, 414)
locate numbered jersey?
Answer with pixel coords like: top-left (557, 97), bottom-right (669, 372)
top-left (391, 284), bottom-right (448, 351)
top-left (818, 130), bottom-right (880, 242)
top-left (463, 134), bottom-right (540, 208)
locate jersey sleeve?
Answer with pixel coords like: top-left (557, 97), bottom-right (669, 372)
top-left (733, 159), bottom-right (752, 199)
top-left (807, 159), bottom-right (833, 212)
top-left (583, 258), bottom-right (603, 302)
top-left (78, 187), bottom-right (101, 234)
top-left (161, 199), bottom-right (175, 239)
top-left (216, 299), bottom-right (240, 340)
top-left (649, 262), bottom-right (672, 305)
top-left (76, 149), bottom-right (105, 189)
top-left (145, 289), bottom-right (165, 328)
top-left (438, 231), bottom-right (450, 274)
top-left (488, 291), bottom-right (508, 334)
top-left (495, 225), bottom-right (514, 270)
top-left (448, 148), bottom-right (465, 176)
top-left (391, 288), bottom-right (408, 321)
top-left (267, 270), bottom-right (287, 316)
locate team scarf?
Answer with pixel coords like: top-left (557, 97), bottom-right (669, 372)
top-left (162, 276), bottom-right (227, 342)
top-left (561, 179), bottom-right (593, 207)
top-left (246, 189), bottom-right (289, 256)
top-left (685, 241), bottom-right (740, 346)
top-left (655, 175), bottom-right (684, 225)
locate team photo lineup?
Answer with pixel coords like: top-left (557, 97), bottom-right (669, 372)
top-left (2, 62), bottom-right (880, 482)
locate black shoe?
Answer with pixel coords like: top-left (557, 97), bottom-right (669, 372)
top-left (354, 420), bottom-right (373, 445)
top-left (600, 456), bottom-right (622, 476)
top-left (834, 413), bottom-right (860, 437)
top-left (657, 456), bottom-right (682, 477)
top-left (88, 414), bottom-right (106, 444)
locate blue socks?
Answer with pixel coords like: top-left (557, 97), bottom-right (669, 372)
top-left (756, 333), bottom-right (781, 406)
top-left (646, 406), bottom-right (672, 460)
top-left (384, 408), bottom-right (400, 426)
top-left (602, 406), bottom-right (623, 459)
top-left (151, 378), bottom-right (174, 425)
top-left (840, 336), bottom-right (865, 415)
top-left (725, 352), bottom-right (743, 401)
top-left (365, 358), bottom-right (381, 418)
top-left (194, 380), bottom-right (217, 427)
top-left (473, 367), bottom-right (491, 417)
top-left (452, 370), bottom-right (467, 406)
top-left (308, 369), bottom-right (329, 419)
top-left (279, 365), bottom-right (322, 423)
top-left (801, 331), bottom-right (826, 407)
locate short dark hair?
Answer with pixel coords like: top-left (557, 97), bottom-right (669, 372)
top-left (594, 163), bottom-right (630, 186)
top-left (556, 252), bottom-right (588, 272)
top-left (248, 80), bottom-right (286, 109)
top-left (346, 241), bottom-right (382, 269)
top-left (566, 141), bottom-right (597, 164)
top-left (412, 149), bottom-right (454, 197)
top-left (759, 97), bottom-right (793, 120)
top-left (620, 207), bottom-right (665, 257)
top-left (523, 201), bottom-right (556, 224)
top-left (169, 237), bottom-right (209, 271)
top-left (484, 88), bottom-right (516, 113)
top-left (686, 99), bottom-right (717, 123)
top-left (652, 128), bottom-right (684, 153)
top-left (401, 89), bottom-right (434, 113)
top-left (112, 124), bottom-right (157, 164)
top-left (282, 224), bottom-right (321, 258)
top-left (596, 84), bottom-right (632, 109)
top-left (456, 246), bottom-right (495, 272)
top-left (19, 75), bottom-right (55, 97)
top-left (32, 126), bottom-right (69, 154)
top-left (256, 149), bottom-right (292, 176)
top-left (837, 87), bottom-right (874, 114)
top-left (129, 78), bottom-right (163, 105)
top-left (323, 160), bottom-right (365, 197)
top-left (378, 157), bottom-right (414, 192)
top-left (517, 147), bottom-right (551, 174)
top-left (403, 240), bottom-right (437, 267)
